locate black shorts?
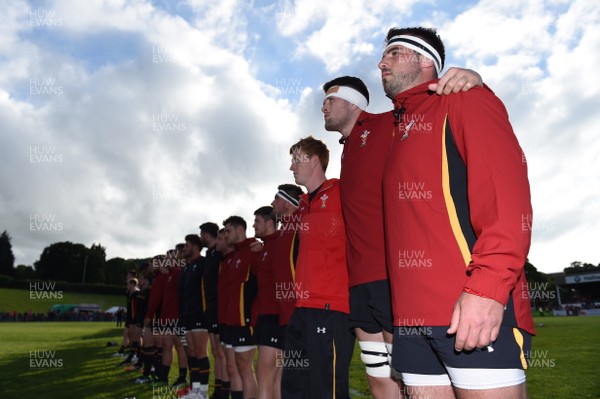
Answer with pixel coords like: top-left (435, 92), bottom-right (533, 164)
top-left (134, 313), bottom-right (146, 329)
top-left (220, 325), bottom-right (255, 347)
top-left (219, 325), bottom-right (232, 346)
top-left (208, 321), bottom-right (219, 334)
top-left (392, 325), bottom-right (532, 374)
top-left (205, 306), bottom-right (218, 333)
top-left (349, 279), bottom-right (393, 334)
top-left (255, 314), bottom-right (284, 349)
top-left (181, 312), bottom-right (208, 331)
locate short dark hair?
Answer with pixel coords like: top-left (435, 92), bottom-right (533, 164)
top-left (385, 27), bottom-right (445, 76)
top-left (290, 136), bottom-right (330, 172)
top-left (139, 262), bottom-right (150, 272)
top-left (138, 262), bottom-right (151, 278)
top-left (323, 76), bottom-right (369, 104)
top-left (223, 215), bottom-right (247, 231)
top-left (254, 206), bottom-right (276, 224)
top-left (199, 222), bottom-right (219, 238)
top-left (278, 183), bottom-right (304, 202)
top-left (128, 269), bottom-right (137, 277)
top-left (175, 243), bottom-right (185, 250)
top-left (185, 234), bottom-right (202, 249)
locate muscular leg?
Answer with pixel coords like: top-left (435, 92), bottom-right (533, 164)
top-left (257, 345), bottom-right (280, 399)
top-left (224, 346), bottom-right (243, 393)
top-left (403, 385), bottom-right (456, 399)
top-left (235, 348), bottom-right (257, 399)
top-left (454, 382), bottom-right (527, 399)
top-left (174, 334), bottom-right (188, 368)
top-left (210, 333), bottom-right (228, 397)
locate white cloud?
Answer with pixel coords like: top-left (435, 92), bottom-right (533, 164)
top-left (1, 0), bottom-right (598, 275)
top-left (274, 0), bottom-right (419, 72)
top-left (440, 0), bottom-right (600, 272)
top-left (1, 0), bottom-right (301, 265)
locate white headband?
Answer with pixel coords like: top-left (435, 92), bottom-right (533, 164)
top-left (385, 35), bottom-right (443, 74)
top-left (324, 86), bottom-right (368, 110)
top-left (276, 189), bottom-right (299, 208)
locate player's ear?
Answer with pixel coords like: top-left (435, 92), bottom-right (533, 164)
top-left (420, 56), bottom-right (434, 70)
top-left (309, 154), bottom-right (321, 170)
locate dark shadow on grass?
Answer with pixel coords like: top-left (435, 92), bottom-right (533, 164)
top-left (79, 325), bottom-right (125, 341)
top-left (0, 337), bottom-right (151, 399)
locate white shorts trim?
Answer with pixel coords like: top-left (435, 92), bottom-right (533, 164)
top-left (446, 367), bottom-right (526, 389)
top-left (402, 368), bottom-right (526, 389)
top-left (234, 345), bottom-right (256, 353)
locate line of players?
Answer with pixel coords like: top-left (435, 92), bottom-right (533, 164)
top-left (112, 179), bottom-right (309, 399)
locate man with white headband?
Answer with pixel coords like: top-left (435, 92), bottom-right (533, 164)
top-left (322, 67), bottom-right (482, 397)
top-left (380, 27), bottom-right (535, 399)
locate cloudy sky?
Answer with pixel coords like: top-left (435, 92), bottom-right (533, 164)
top-left (1, 0), bottom-right (598, 274)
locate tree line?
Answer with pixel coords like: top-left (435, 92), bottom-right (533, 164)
top-left (0, 230), bottom-right (143, 285)
top-left (0, 229), bottom-right (598, 288)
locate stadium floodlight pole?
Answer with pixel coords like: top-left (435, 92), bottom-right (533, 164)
top-left (82, 255), bottom-right (88, 284)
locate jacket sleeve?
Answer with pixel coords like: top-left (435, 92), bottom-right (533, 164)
top-left (447, 88), bottom-right (532, 305)
top-left (145, 274), bottom-right (165, 319)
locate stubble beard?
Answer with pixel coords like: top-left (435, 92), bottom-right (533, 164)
top-left (382, 65), bottom-right (421, 98)
top-left (324, 118), bottom-right (340, 132)
top-left (324, 106), bottom-right (352, 134)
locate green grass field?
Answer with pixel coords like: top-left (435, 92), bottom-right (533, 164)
top-left (0, 288), bottom-right (125, 313)
top-left (0, 317), bottom-right (598, 398)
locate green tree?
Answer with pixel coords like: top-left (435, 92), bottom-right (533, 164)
top-left (105, 258), bottom-right (137, 285)
top-left (524, 259), bottom-right (547, 283)
top-left (14, 264), bottom-right (37, 280)
top-left (0, 230), bottom-right (15, 276)
top-left (90, 243), bottom-right (106, 261)
top-left (34, 242), bottom-right (106, 284)
top-left (564, 261), bottom-right (600, 274)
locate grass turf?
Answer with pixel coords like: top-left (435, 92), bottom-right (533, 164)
top-left (0, 317), bottom-right (598, 398)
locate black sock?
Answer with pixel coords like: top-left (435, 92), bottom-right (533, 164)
top-left (142, 346), bottom-right (154, 376)
top-left (221, 381), bottom-right (231, 399)
top-left (230, 391), bottom-right (243, 399)
top-left (179, 366), bottom-right (187, 380)
top-left (128, 341), bottom-right (140, 360)
top-left (152, 347), bottom-right (163, 377)
top-left (198, 356), bottom-right (210, 385)
top-left (160, 364), bottom-right (170, 383)
top-left (213, 378), bottom-right (222, 396)
top-left (134, 343), bottom-right (143, 367)
top-left (128, 341), bottom-right (139, 362)
top-left (188, 356), bottom-right (199, 384)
